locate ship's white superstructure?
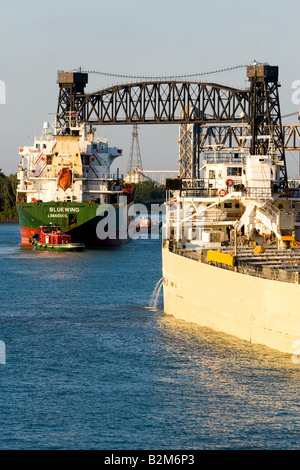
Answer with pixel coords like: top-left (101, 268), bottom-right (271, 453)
top-left (164, 142), bottom-right (300, 249)
top-left (17, 121), bottom-right (124, 204)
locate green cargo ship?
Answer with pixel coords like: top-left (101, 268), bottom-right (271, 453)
top-left (16, 112), bottom-right (134, 247)
top-left (17, 200), bottom-right (132, 247)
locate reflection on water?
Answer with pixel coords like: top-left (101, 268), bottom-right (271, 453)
top-left (153, 315), bottom-right (300, 449)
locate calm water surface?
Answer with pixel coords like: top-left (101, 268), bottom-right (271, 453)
top-left (0, 223), bottom-right (299, 450)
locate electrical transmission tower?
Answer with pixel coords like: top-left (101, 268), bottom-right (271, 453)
top-left (127, 124), bottom-right (143, 173)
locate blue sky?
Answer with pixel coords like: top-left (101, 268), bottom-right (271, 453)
top-left (0, 0), bottom-right (299, 176)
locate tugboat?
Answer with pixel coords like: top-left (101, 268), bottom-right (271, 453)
top-left (136, 217), bottom-right (151, 233)
top-left (30, 225), bottom-right (85, 252)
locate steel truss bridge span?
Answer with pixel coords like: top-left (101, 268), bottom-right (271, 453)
top-left (197, 124), bottom-right (300, 152)
top-left (58, 80), bottom-right (250, 126)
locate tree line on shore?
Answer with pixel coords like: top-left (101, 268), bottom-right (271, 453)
top-left (133, 181), bottom-right (165, 203)
top-left (0, 170), bottom-right (18, 221)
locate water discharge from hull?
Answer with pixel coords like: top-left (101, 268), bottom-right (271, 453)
top-left (149, 277), bottom-right (163, 309)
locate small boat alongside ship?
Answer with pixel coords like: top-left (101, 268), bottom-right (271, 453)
top-left (30, 225), bottom-right (85, 251)
top-left (135, 217), bottom-right (163, 235)
top-left (136, 217), bottom-right (151, 233)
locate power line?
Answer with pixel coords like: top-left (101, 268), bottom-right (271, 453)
top-left (282, 112), bottom-right (299, 119)
top-left (81, 64), bottom-right (248, 81)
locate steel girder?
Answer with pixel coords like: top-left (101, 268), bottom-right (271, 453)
top-left (73, 81), bottom-right (250, 125)
top-left (194, 124), bottom-right (300, 151)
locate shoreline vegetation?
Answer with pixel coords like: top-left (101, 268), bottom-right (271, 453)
top-left (0, 173), bottom-right (166, 223)
top-left (132, 181), bottom-right (165, 205)
top-left (0, 170), bottom-right (18, 223)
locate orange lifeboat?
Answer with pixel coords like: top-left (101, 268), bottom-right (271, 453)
top-left (58, 168), bottom-right (72, 191)
top-left (122, 183), bottom-right (134, 195)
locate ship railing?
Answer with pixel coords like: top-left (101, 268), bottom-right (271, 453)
top-left (166, 209), bottom-right (238, 225)
top-left (181, 178), bottom-right (243, 189)
top-left (178, 178), bottom-right (300, 199)
top-left (82, 182), bottom-right (107, 190)
top-left (178, 186), bottom-right (276, 200)
top-left (287, 179), bottom-right (300, 189)
top-left (239, 187), bottom-right (273, 199)
top-left (101, 173), bottom-right (125, 180)
top-left (89, 161), bottom-right (99, 177)
top-left (80, 173), bottom-right (124, 181)
top-left (180, 188), bottom-right (219, 198)
top-left (279, 188), bottom-right (300, 199)
top-left (202, 153), bottom-right (245, 164)
top-left (238, 186), bottom-right (300, 199)
top-left (257, 201), bottom-right (280, 222)
top-left (236, 261), bottom-right (300, 284)
top-left (82, 178), bottom-right (124, 190)
top-left (37, 161), bottom-right (47, 177)
top-left (92, 152), bottom-right (111, 166)
top-left (34, 151), bottom-right (45, 166)
top-left (177, 180), bottom-right (255, 198)
top-left (179, 187), bottom-right (243, 198)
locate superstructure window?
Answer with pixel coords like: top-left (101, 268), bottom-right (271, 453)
top-left (227, 167), bottom-right (242, 176)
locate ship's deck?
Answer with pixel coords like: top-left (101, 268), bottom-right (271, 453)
top-left (226, 246), bottom-right (300, 282)
top-left (225, 246), bottom-right (300, 267)
top-left (165, 242), bottom-right (300, 284)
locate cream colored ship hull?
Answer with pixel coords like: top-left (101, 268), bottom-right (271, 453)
top-left (162, 245), bottom-right (300, 354)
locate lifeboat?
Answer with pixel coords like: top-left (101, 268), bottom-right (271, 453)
top-left (58, 168), bottom-right (72, 191)
top-left (122, 183), bottom-right (134, 195)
